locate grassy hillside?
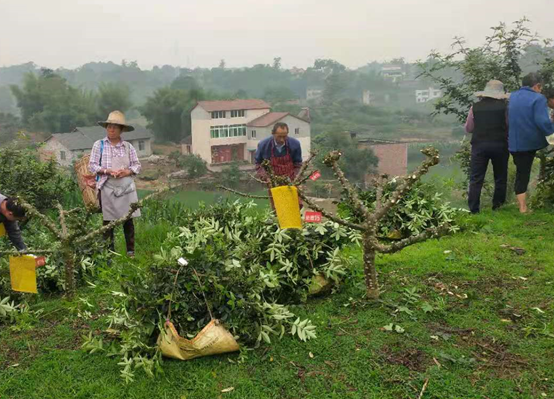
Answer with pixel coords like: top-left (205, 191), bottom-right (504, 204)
top-left (1, 205), bottom-right (553, 398)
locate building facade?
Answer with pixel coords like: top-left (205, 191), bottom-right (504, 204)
top-left (416, 87), bottom-right (443, 103)
top-left (41, 126), bottom-right (153, 167)
top-left (189, 99), bottom-right (311, 166)
top-left (357, 138), bottom-right (408, 178)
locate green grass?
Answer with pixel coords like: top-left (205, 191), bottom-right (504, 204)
top-left (1, 206), bottom-right (554, 398)
top-left (138, 189), bottom-right (270, 210)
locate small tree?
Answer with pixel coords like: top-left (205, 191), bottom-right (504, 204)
top-left (221, 147), bottom-right (453, 299)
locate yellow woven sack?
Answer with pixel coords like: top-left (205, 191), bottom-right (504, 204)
top-left (158, 319), bottom-right (240, 361)
top-left (9, 255), bottom-right (37, 294)
top-left (74, 155), bottom-right (100, 212)
top-left (270, 186), bottom-right (302, 229)
top-left (0, 223), bottom-right (6, 237)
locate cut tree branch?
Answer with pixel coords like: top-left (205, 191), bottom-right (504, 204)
top-left (376, 223), bottom-right (451, 254)
top-left (217, 186), bottom-right (270, 199)
top-left (15, 197), bottom-right (62, 240)
top-left (297, 190), bottom-right (364, 231)
top-left (75, 185), bottom-right (178, 245)
top-left (292, 150), bottom-right (318, 186)
top-left (324, 151), bottom-right (372, 220)
top-left (372, 147), bottom-right (440, 223)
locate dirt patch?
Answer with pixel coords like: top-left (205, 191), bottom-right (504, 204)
top-left (468, 337), bottom-right (529, 379)
top-left (381, 345), bottom-right (430, 372)
top-left (0, 318), bottom-right (90, 370)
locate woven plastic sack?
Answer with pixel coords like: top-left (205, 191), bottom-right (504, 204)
top-left (0, 222), bottom-right (5, 237)
top-left (270, 186), bottom-right (302, 229)
top-left (9, 255), bottom-right (37, 294)
top-left (308, 274), bottom-right (333, 296)
top-left (74, 155), bottom-right (100, 212)
top-left (157, 319), bottom-right (240, 361)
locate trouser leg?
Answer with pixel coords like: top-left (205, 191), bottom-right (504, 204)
top-left (98, 190), bottom-right (115, 252)
top-left (468, 144), bottom-right (489, 213)
top-left (490, 145), bottom-right (509, 209)
top-left (512, 151), bottom-right (536, 195)
top-left (102, 220), bottom-right (115, 252)
top-left (123, 219), bottom-right (135, 253)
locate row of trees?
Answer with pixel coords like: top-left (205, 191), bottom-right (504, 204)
top-left (8, 70), bottom-right (133, 134)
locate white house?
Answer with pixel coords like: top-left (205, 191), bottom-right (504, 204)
top-left (189, 99), bottom-right (311, 166)
top-left (41, 125), bottom-right (153, 167)
top-left (416, 87), bottom-right (443, 103)
top-left (381, 65), bottom-right (406, 83)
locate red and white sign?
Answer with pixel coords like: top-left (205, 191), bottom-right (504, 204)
top-left (309, 171), bottom-right (322, 181)
top-left (304, 211), bottom-right (322, 223)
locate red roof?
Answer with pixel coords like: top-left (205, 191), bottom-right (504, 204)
top-left (247, 112), bottom-right (289, 127)
top-left (195, 99), bottom-right (270, 112)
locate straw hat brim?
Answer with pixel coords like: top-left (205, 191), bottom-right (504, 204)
top-left (474, 91), bottom-right (510, 100)
top-left (98, 121), bottom-right (135, 132)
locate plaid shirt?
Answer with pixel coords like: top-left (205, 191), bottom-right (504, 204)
top-left (88, 138), bottom-right (141, 189)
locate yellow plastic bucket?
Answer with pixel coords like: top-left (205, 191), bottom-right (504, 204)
top-left (0, 223), bottom-right (5, 237)
top-left (270, 186), bottom-right (302, 229)
top-left (9, 255), bottom-right (38, 294)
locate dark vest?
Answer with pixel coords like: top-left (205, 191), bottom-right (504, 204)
top-left (471, 98), bottom-right (508, 144)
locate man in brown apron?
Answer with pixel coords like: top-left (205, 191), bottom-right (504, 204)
top-left (255, 122), bottom-right (303, 208)
top-left (88, 111), bottom-right (141, 257)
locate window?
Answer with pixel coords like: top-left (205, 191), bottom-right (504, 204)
top-left (251, 130), bottom-right (256, 139)
top-left (231, 110), bottom-right (245, 118)
top-left (211, 111), bottom-right (226, 119)
top-left (295, 128), bottom-right (300, 135)
top-left (221, 125), bottom-right (229, 138)
top-left (139, 140), bottom-right (145, 151)
top-left (60, 151), bottom-right (66, 161)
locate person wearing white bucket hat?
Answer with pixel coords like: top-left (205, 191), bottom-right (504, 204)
top-left (464, 80), bottom-right (510, 214)
top-left (88, 111), bottom-right (141, 257)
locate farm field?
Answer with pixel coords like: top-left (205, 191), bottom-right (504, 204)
top-left (1, 206), bottom-right (553, 399)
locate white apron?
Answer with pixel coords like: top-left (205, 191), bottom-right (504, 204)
top-left (100, 142), bottom-right (141, 221)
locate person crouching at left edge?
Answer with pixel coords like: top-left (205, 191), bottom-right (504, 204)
top-left (88, 111), bottom-right (141, 258)
top-left (0, 194), bottom-right (27, 251)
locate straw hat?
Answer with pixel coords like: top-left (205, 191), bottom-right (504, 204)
top-left (474, 80), bottom-right (509, 100)
top-left (98, 110), bottom-right (135, 132)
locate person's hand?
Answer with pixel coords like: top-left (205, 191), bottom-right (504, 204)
top-left (114, 169), bottom-right (132, 178)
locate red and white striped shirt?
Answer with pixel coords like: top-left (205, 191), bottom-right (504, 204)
top-left (88, 138), bottom-right (141, 189)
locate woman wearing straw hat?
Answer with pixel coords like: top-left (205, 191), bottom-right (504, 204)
top-left (464, 80), bottom-right (510, 214)
top-left (88, 111), bottom-right (141, 257)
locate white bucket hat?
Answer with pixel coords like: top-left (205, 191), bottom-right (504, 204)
top-left (474, 80), bottom-right (509, 100)
top-left (98, 110), bottom-right (135, 132)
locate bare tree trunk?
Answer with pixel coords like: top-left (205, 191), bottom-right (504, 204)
top-left (362, 234), bottom-right (379, 299)
top-left (62, 245), bottom-right (75, 295)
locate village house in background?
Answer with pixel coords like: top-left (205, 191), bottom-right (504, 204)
top-left (185, 99), bottom-right (311, 168)
top-left (415, 87), bottom-right (443, 103)
top-left (381, 64), bottom-right (406, 83)
top-left (306, 87), bottom-right (324, 102)
top-left (41, 126), bottom-right (153, 167)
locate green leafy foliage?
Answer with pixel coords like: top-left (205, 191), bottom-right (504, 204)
top-left (339, 180), bottom-right (461, 239)
top-left (313, 131), bottom-right (378, 183)
top-left (418, 18), bottom-right (544, 122)
top-left (0, 146), bottom-right (74, 211)
top-left (10, 70), bottom-right (97, 133)
top-left (94, 201), bottom-right (357, 378)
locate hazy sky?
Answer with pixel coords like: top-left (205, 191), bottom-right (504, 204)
top-left (1, 0), bottom-right (552, 70)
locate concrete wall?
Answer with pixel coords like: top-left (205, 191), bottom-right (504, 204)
top-left (191, 106), bottom-right (270, 164)
top-left (41, 139), bottom-right (77, 167)
top-left (362, 143), bottom-right (408, 177)
top-left (247, 115), bottom-right (312, 162)
top-left (127, 138), bottom-right (152, 158)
